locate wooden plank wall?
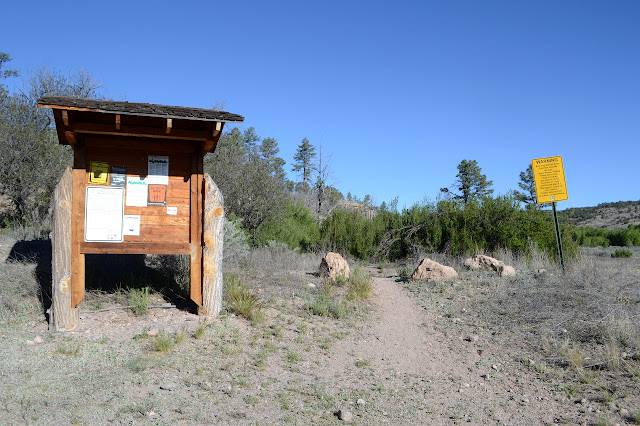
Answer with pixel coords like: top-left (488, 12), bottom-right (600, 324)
top-left (83, 136), bottom-right (197, 245)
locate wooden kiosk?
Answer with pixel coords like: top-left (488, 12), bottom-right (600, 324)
top-left (38, 97), bottom-right (244, 331)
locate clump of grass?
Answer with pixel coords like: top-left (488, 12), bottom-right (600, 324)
top-left (397, 266), bottom-right (412, 282)
top-left (286, 351), bottom-right (300, 363)
top-left (309, 282), bottom-right (349, 319)
top-left (152, 331), bottom-right (175, 352)
top-left (335, 274), bottom-right (349, 286)
top-left (224, 273), bottom-right (264, 325)
top-left (56, 343), bottom-right (81, 357)
top-left (355, 359), bottom-right (371, 368)
top-left (126, 356), bottom-right (160, 373)
top-left (174, 327), bottom-right (187, 345)
top-left (309, 293), bottom-right (348, 319)
top-left (612, 249), bottom-right (632, 258)
top-left (194, 320), bottom-right (208, 339)
top-left (129, 287), bottom-right (150, 316)
top-left (347, 267), bottom-right (373, 301)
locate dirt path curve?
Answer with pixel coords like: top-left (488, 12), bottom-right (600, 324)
top-left (317, 276), bottom-right (574, 424)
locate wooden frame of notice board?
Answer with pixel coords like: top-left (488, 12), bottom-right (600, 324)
top-left (39, 97), bottom-right (244, 331)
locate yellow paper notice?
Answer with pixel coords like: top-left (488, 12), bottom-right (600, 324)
top-left (531, 156), bottom-right (568, 204)
top-left (89, 161), bottom-right (110, 185)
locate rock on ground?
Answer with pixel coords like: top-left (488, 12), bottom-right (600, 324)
top-left (410, 258), bottom-right (458, 281)
top-left (319, 252), bottom-right (350, 281)
top-left (464, 255), bottom-right (515, 277)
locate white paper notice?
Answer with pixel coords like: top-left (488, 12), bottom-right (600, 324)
top-left (85, 187), bottom-right (124, 242)
top-left (166, 206), bottom-right (178, 215)
top-left (123, 215), bottom-right (141, 236)
top-left (148, 155), bottom-right (169, 185)
top-left (126, 177), bottom-right (148, 207)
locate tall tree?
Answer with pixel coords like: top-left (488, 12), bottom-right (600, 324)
top-left (0, 60), bottom-right (104, 231)
top-left (204, 127), bottom-right (286, 241)
top-left (259, 136), bottom-right (286, 181)
top-left (513, 164), bottom-right (538, 209)
top-left (442, 159), bottom-right (493, 204)
top-left (291, 137), bottom-right (316, 190)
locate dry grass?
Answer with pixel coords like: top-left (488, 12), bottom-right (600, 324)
top-left (402, 246), bottom-right (640, 412)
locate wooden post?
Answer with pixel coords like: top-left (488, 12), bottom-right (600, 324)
top-left (51, 167), bottom-right (79, 330)
top-left (199, 173), bottom-right (224, 317)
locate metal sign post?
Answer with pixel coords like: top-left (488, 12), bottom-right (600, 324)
top-left (531, 156), bottom-right (568, 271)
top-left (551, 202), bottom-right (565, 271)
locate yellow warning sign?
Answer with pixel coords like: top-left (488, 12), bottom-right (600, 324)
top-left (531, 156), bottom-right (568, 204)
top-left (89, 161), bottom-right (109, 185)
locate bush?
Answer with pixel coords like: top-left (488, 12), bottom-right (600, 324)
top-left (129, 287), bottom-right (150, 316)
top-left (347, 268), bottom-right (373, 301)
top-left (397, 266), bottom-right (412, 282)
top-left (255, 198), bottom-right (319, 250)
top-left (612, 249), bottom-right (632, 258)
top-left (224, 273), bottom-right (263, 324)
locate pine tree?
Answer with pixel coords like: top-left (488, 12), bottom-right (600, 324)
top-left (291, 137), bottom-right (316, 190)
top-left (513, 164), bottom-right (538, 209)
top-left (454, 159), bottom-right (493, 204)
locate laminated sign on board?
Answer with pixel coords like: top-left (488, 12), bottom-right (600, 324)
top-left (531, 156), bottom-right (568, 204)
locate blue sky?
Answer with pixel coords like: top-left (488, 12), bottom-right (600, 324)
top-left (3, 0), bottom-right (639, 210)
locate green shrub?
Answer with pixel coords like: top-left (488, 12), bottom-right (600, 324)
top-left (224, 273), bottom-right (264, 324)
top-left (612, 249), bottom-right (632, 258)
top-left (397, 266), bottom-right (412, 281)
top-left (347, 268), bottom-right (373, 301)
top-left (152, 332), bottom-right (175, 352)
top-left (129, 287), bottom-right (150, 316)
top-left (255, 199), bottom-right (320, 250)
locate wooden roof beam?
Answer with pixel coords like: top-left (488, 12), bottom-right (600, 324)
top-left (202, 122), bottom-right (225, 154)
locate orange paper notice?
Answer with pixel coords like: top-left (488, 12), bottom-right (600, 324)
top-left (148, 184), bottom-right (167, 205)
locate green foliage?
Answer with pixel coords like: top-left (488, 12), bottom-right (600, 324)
top-left (204, 127), bottom-right (287, 242)
top-left (223, 215), bottom-right (250, 264)
top-left (291, 137), bottom-right (316, 188)
top-left (572, 225), bottom-right (640, 248)
top-left (397, 266), bottom-right (412, 281)
top-left (152, 332), bottom-right (175, 352)
top-left (129, 287), bottom-right (150, 316)
top-left (320, 195), bottom-right (578, 262)
top-left (347, 268), bottom-right (373, 301)
top-left (441, 159), bottom-right (493, 204)
top-left (0, 61), bottom-right (103, 232)
top-left (612, 249), bottom-right (632, 258)
top-left (255, 198), bottom-right (319, 250)
top-left (513, 164), bottom-right (538, 208)
top-left (224, 273), bottom-right (264, 324)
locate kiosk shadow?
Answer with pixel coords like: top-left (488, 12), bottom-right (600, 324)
top-left (6, 240), bottom-right (195, 315)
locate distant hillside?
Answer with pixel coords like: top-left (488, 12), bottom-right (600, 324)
top-left (559, 200), bottom-right (640, 229)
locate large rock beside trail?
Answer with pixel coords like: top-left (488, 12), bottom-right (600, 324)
top-left (410, 258), bottom-right (458, 281)
top-left (319, 252), bottom-right (350, 281)
top-left (464, 255), bottom-right (515, 277)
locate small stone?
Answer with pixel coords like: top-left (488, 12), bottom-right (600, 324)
top-left (147, 411), bottom-right (158, 417)
top-left (356, 398), bottom-right (365, 408)
top-left (307, 283), bottom-right (316, 289)
top-left (337, 409), bottom-right (353, 422)
top-left (26, 340), bottom-right (35, 346)
top-left (162, 412), bottom-right (170, 418)
top-left (147, 329), bottom-right (159, 337)
top-left (619, 408), bottom-right (629, 416)
top-left (33, 336), bottom-right (43, 344)
top-left (491, 364), bottom-right (499, 371)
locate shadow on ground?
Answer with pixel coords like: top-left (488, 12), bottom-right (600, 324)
top-left (6, 239), bottom-right (196, 316)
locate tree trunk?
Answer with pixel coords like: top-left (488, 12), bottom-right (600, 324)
top-left (51, 167), bottom-right (78, 330)
top-left (199, 173), bottom-right (224, 317)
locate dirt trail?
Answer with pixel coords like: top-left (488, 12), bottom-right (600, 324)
top-left (319, 276), bottom-right (574, 424)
